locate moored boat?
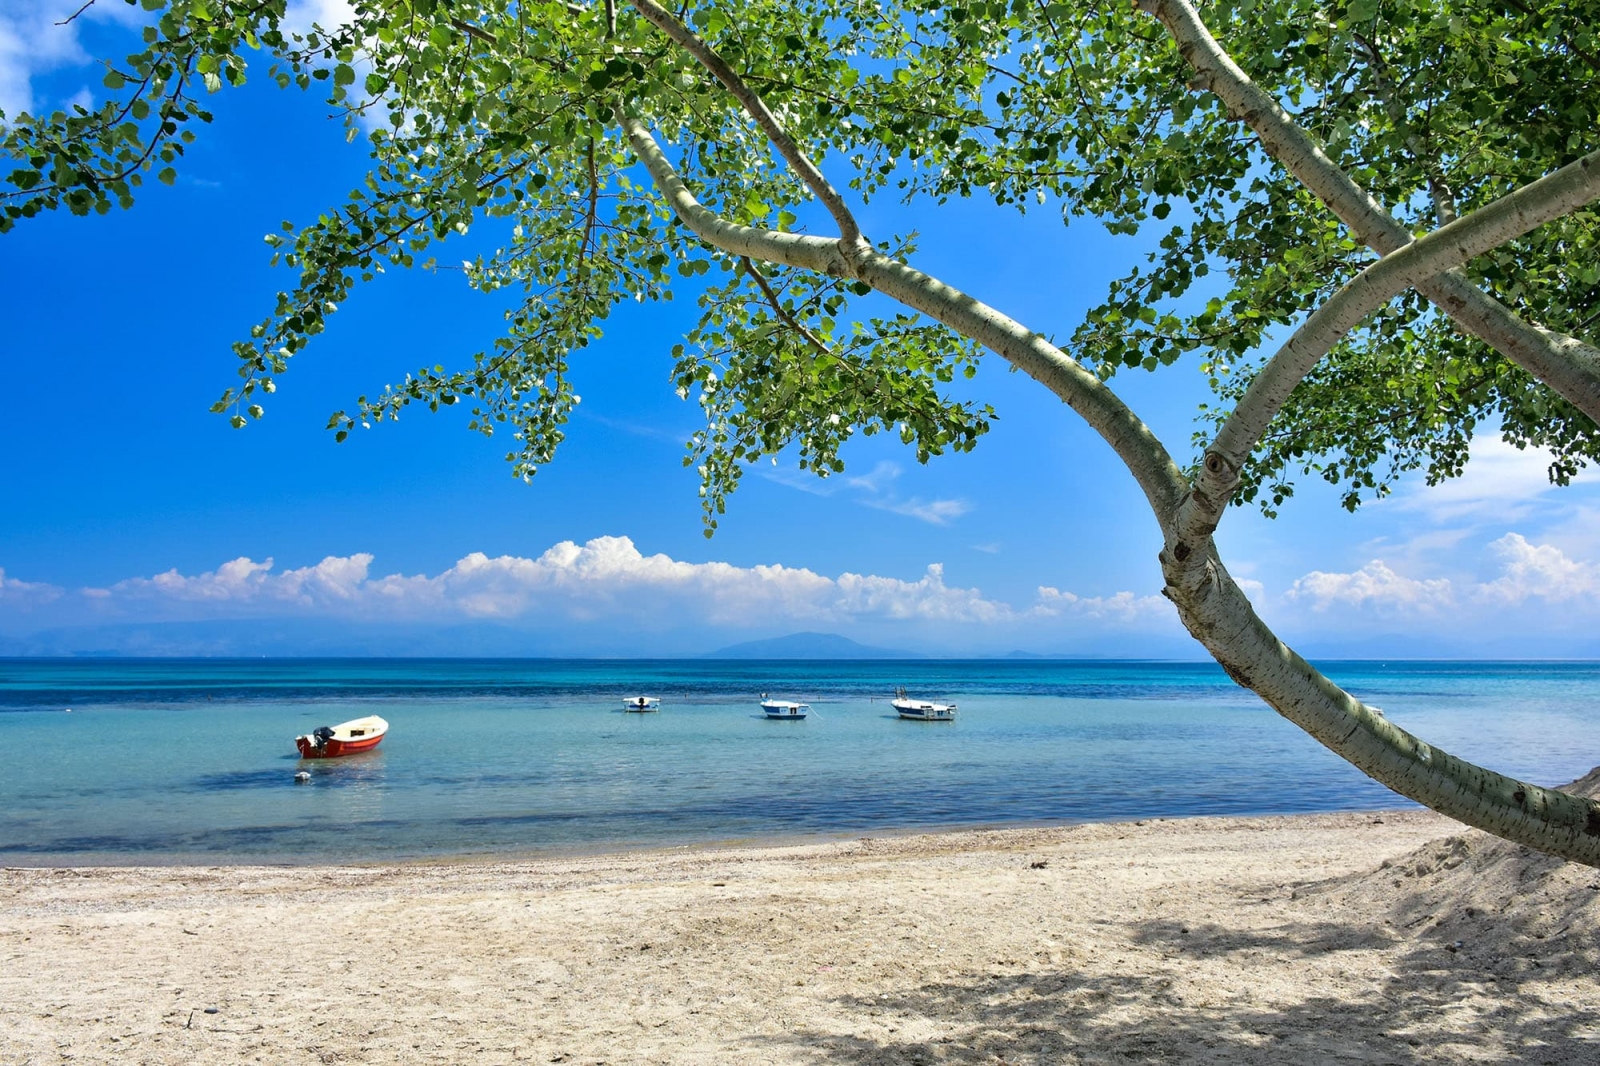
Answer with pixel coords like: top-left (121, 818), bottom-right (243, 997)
top-left (622, 695), bottom-right (662, 712)
top-left (759, 697), bottom-right (809, 719)
top-left (891, 686), bottom-right (956, 721)
top-left (295, 715), bottom-right (389, 759)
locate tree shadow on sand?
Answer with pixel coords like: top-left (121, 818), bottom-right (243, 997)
top-left (743, 788), bottom-right (1600, 1065)
top-left (743, 918), bottom-right (1596, 1064)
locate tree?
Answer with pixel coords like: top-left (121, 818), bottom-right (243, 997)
top-left (5, 0), bottom-right (1599, 863)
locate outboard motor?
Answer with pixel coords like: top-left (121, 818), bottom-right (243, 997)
top-left (312, 725), bottom-right (336, 752)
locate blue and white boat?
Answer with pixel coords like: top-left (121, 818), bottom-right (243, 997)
top-left (891, 687), bottom-right (956, 721)
top-left (760, 697), bottom-right (809, 719)
top-left (622, 696), bottom-right (661, 712)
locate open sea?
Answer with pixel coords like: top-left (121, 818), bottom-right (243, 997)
top-left (2, 658), bottom-right (1596, 865)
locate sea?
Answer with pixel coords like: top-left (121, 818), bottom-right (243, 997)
top-left (2, 658), bottom-right (1596, 865)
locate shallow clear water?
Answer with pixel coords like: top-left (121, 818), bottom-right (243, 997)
top-left (2, 658), bottom-right (1595, 863)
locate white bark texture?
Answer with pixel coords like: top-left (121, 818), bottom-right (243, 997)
top-left (1158, 540), bottom-right (1600, 866)
top-left (1140, 0), bottom-right (1600, 426)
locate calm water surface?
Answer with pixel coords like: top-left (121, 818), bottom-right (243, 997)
top-left (2, 658), bottom-right (1595, 863)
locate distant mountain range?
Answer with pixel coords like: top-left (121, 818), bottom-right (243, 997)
top-left (704, 631), bottom-right (923, 659)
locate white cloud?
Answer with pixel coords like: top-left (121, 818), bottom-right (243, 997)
top-left (0, 567), bottom-right (63, 608)
top-left (1391, 434), bottom-right (1595, 524)
top-left (846, 461), bottom-right (900, 495)
top-left (1033, 585), bottom-right (1169, 622)
top-left (863, 495), bottom-right (972, 525)
top-left (0, 0), bottom-right (142, 120)
top-left (283, 0), bottom-right (358, 37)
top-left (1286, 560), bottom-right (1454, 612)
top-left (769, 460), bottom-right (972, 526)
top-left (1476, 533), bottom-right (1600, 605)
top-left (1282, 530), bottom-right (1600, 619)
top-left (835, 562), bottom-right (1010, 622)
top-left (64, 537), bottom-right (1051, 627)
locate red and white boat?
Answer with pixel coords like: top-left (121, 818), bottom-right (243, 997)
top-left (295, 715), bottom-right (389, 759)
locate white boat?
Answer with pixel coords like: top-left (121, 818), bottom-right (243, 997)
top-left (891, 687), bottom-right (956, 721)
top-left (622, 696), bottom-right (661, 712)
top-left (760, 697), bottom-right (809, 719)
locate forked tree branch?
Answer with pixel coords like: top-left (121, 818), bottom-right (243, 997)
top-left (1178, 147), bottom-right (1600, 543)
top-left (1138, 0), bottom-right (1600, 426)
top-left (626, 0), bottom-right (866, 248)
top-left (625, 110), bottom-right (1600, 868)
top-left (623, 11), bottom-right (1600, 866)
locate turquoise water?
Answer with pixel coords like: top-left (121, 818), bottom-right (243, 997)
top-left (1, 659), bottom-right (1595, 864)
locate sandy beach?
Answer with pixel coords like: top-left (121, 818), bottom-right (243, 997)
top-left (4, 807), bottom-right (1599, 1065)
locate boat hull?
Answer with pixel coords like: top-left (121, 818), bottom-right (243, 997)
top-left (295, 715), bottom-right (389, 759)
top-left (296, 733), bottom-right (386, 758)
top-left (760, 700), bottom-right (809, 719)
top-left (892, 698), bottom-right (956, 721)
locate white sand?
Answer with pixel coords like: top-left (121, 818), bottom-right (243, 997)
top-left (4, 809), bottom-right (1599, 1064)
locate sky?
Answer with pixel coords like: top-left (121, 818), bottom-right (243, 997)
top-left (2, 0), bottom-right (1598, 658)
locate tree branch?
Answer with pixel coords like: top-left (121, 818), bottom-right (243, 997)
top-left (1178, 146), bottom-right (1600, 543)
top-left (625, 0), bottom-right (866, 249)
top-left (1138, 0), bottom-right (1600, 426)
top-left (739, 257), bottom-right (833, 359)
top-left (621, 116), bottom-right (1188, 519)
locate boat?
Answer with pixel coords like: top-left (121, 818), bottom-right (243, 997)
top-left (759, 696), bottom-right (810, 719)
top-left (891, 687), bottom-right (956, 721)
top-left (295, 715), bottom-right (389, 759)
top-left (622, 695), bottom-right (661, 712)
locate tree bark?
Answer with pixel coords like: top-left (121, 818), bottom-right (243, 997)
top-left (1158, 537), bottom-right (1600, 866)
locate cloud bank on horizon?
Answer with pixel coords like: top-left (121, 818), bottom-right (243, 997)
top-left (0, 535), bottom-right (1172, 646)
top-left (2, 525), bottom-right (1598, 657)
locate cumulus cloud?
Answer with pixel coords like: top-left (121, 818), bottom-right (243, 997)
top-left (107, 554), bottom-right (376, 606)
top-left (57, 537), bottom-right (1084, 627)
top-left (1283, 531), bottom-right (1600, 617)
top-left (835, 563), bottom-right (1010, 622)
top-left (0, 567), bottom-right (63, 608)
top-left (1476, 533), bottom-right (1600, 604)
top-left (1287, 560), bottom-right (1454, 612)
top-left (0, 539), bottom-right (1185, 654)
top-left (1033, 585), bottom-right (1168, 622)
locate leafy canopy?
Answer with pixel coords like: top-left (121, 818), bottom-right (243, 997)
top-left (4, 0), bottom-right (1597, 523)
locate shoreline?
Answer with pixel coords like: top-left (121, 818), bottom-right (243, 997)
top-left (9, 806), bottom-right (1598, 1064)
top-left (0, 803), bottom-right (1424, 871)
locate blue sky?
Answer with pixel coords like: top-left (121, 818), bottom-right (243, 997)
top-left (2, 0), bottom-right (1598, 658)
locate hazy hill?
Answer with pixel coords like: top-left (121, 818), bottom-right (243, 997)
top-left (704, 631), bottom-right (922, 659)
